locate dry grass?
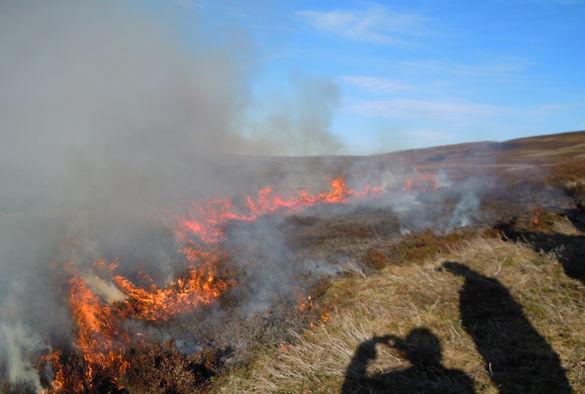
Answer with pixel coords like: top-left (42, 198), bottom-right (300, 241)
top-left (215, 237), bottom-right (585, 393)
top-left (550, 215), bottom-right (581, 236)
top-left (384, 229), bottom-right (485, 265)
top-left (548, 158), bottom-right (585, 203)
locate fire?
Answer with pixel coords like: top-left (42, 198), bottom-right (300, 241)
top-left (298, 295), bottom-right (314, 313)
top-left (39, 175), bottom-right (436, 391)
top-left (65, 264), bottom-right (129, 391)
top-left (402, 172), bottom-right (439, 192)
top-left (176, 177), bottom-right (382, 245)
top-left (41, 249), bottom-right (232, 390)
top-left (38, 351), bottom-right (64, 393)
top-left (113, 265), bottom-right (230, 321)
top-left (531, 207), bottom-right (546, 228)
top-left (278, 343), bottom-right (293, 352)
top-left (297, 295), bottom-right (330, 327)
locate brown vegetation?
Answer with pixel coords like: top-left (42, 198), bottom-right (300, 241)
top-left (217, 235), bottom-right (585, 393)
top-left (5, 131), bottom-right (585, 392)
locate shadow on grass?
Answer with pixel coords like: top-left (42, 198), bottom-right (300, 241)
top-left (341, 328), bottom-right (474, 394)
top-left (566, 205), bottom-right (585, 233)
top-left (441, 261), bottom-right (572, 393)
top-left (497, 220), bottom-right (585, 285)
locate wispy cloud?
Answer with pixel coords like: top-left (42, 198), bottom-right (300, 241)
top-left (296, 4), bottom-right (427, 45)
top-left (340, 76), bottom-right (411, 93)
top-left (513, 0), bottom-right (585, 5)
top-left (347, 97), bottom-right (584, 122)
top-left (350, 99), bottom-right (500, 117)
top-left (520, 101), bottom-right (585, 116)
top-left (399, 57), bottom-right (529, 79)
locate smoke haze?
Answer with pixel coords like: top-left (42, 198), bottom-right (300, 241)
top-left (0, 1), bottom-right (500, 390)
top-left (0, 0), bottom-right (345, 387)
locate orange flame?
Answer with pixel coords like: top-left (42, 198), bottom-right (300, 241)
top-left (38, 350), bottom-right (64, 393)
top-left (531, 207), bottom-right (545, 228)
top-left (402, 173), bottom-right (438, 193)
top-left (40, 175), bottom-right (436, 391)
top-left (66, 265), bottom-right (129, 390)
top-left (113, 266), bottom-right (230, 322)
top-left (176, 177), bottom-right (382, 244)
top-left (297, 295), bottom-right (313, 313)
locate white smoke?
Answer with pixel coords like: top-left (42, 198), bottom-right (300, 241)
top-left (0, 323), bottom-right (44, 391)
top-left (0, 0), bottom-right (344, 387)
top-left (448, 192), bottom-right (480, 229)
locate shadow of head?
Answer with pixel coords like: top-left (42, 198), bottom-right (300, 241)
top-left (392, 328), bottom-right (442, 366)
top-left (439, 261), bottom-right (473, 277)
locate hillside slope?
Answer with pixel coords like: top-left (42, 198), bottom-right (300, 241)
top-left (213, 131), bottom-right (585, 393)
top-left (3, 130), bottom-right (585, 393)
top-left (217, 232), bottom-right (585, 393)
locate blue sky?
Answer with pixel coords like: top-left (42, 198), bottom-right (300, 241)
top-left (158, 0), bottom-right (584, 153)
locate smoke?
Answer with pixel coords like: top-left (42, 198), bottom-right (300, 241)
top-left (0, 0), bottom-right (345, 387)
top-left (0, 323), bottom-right (44, 391)
top-left (245, 75), bottom-right (344, 156)
top-left (448, 190), bottom-right (481, 230)
top-left (0, 1), bottom-right (505, 389)
top-left (0, 0), bottom-right (345, 212)
top-left (0, 0), bottom-right (253, 246)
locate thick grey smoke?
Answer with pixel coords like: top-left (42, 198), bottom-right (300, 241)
top-left (245, 75), bottom-right (344, 156)
top-left (0, 0), bottom-right (344, 387)
top-left (0, 0), bottom-right (249, 368)
top-left (0, 1), bottom-right (345, 212)
top-left (0, 0), bottom-right (252, 229)
top-left (0, 1), bottom-right (491, 389)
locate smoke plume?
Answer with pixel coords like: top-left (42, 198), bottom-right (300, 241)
top-left (0, 1), bottom-right (497, 390)
top-left (0, 0), bottom-right (344, 387)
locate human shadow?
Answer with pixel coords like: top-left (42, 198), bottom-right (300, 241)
top-left (341, 328), bottom-right (474, 393)
top-left (441, 261), bottom-right (572, 393)
top-left (497, 221), bottom-right (585, 285)
top-left (566, 204), bottom-right (585, 233)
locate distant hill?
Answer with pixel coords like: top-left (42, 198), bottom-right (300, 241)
top-left (213, 130), bottom-right (585, 393)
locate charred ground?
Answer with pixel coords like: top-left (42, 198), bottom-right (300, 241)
top-left (3, 130), bottom-right (585, 393)
top-left (216, 131), bottom-right (585, 393)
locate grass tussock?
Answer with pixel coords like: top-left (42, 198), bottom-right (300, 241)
top-left (549, 158), bottom-right (585, 203)
top-left (216, 237), bottom-right (585, 393)
top-left (383, 229), bottom-right (483, 265)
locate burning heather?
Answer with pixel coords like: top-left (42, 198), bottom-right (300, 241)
top-left (1, 1), bottom-right (583, 393)
top-left (18, 163), bottom-right (574, 392)
top-left (34, 176), bottom-right (432, 391)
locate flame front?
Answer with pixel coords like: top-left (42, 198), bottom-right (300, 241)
top-left (176, 177), bottom-right (382, 244)
top-left (68, 271), bottom-right (129, 389)
top-left (40, 175), bottom-right (435, 391)
top-left (403, 173), bottom-right (439, 192)
top-left (113, 260), bottom-right (231, 322)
